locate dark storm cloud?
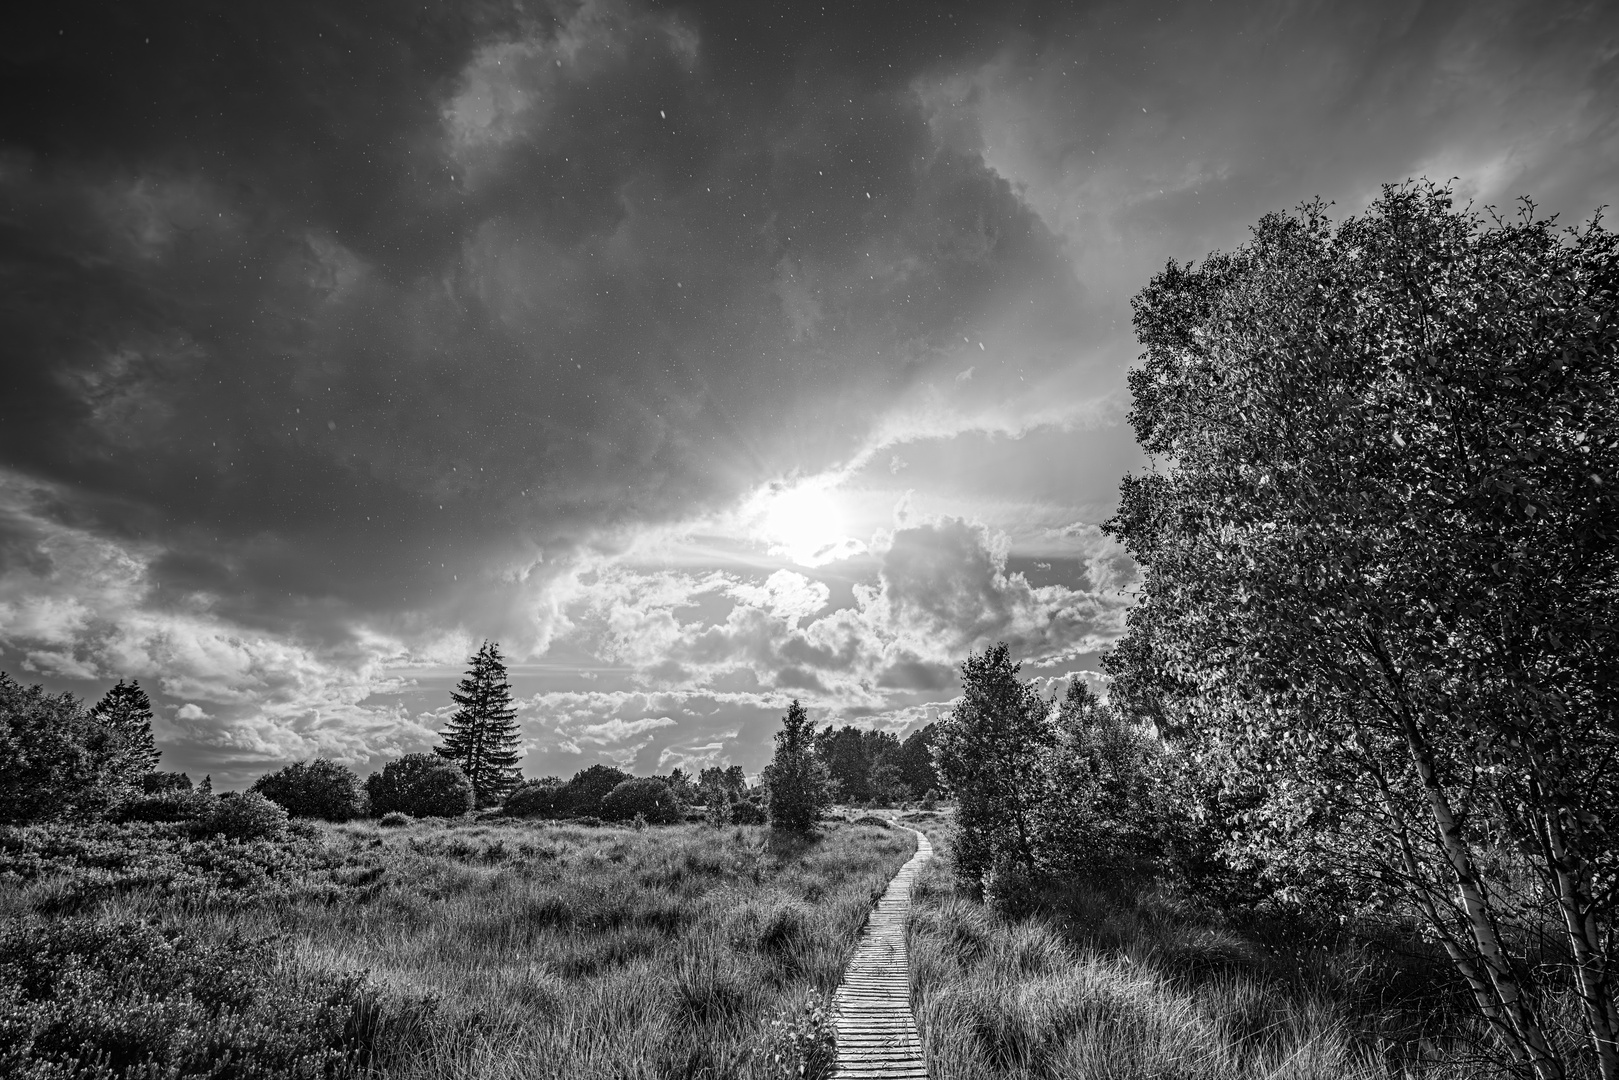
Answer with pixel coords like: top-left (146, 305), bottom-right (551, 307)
top-left (3, 0), bottom-right (1615, 782)
top-left (0, 0), bottom-right (1070, 646)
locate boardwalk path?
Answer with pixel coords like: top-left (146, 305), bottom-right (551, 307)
top-left (832, 825), bottom-right (933, 1080)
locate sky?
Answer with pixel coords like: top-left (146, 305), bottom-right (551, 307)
top-left (2, 0), bottom-right (1616, 788)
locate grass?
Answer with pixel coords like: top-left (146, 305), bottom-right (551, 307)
top-left (2, 815), bottom-right (914, 1079)
top-left (900, 818), bottom-right (1518, 1080)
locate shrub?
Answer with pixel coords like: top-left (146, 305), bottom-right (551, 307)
top-left (504, 778), bottom-right (563, 818)
top-left (851, 814), bottom-right (891, 829)
top-left (365, 754), bottom-right (474, 818)
top-left (252, 758), bottom-right (367, 821)
top-left (114, 789), bottom-right (217, 824)
top-left (0, 915), bottom-right (397, 1078)
top-left (553, 764), bottom-right (632, 818)
top-left (379, 811), bottom-right (413, 828)
top-left (600, 777), bottom-right (681, 824)
top-left (755, 989), bottom-right (838, 1080)
top-left (142, 770), bottom-right (193, 794)
top-left (728, 797), bottom-right (768, 826)
top-left (197, 791), bottom-right (289, 842)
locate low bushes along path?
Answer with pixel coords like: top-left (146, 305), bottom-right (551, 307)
top-left (832, 824), bottom-right (933, 1079)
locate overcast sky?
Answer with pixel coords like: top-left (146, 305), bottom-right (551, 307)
top-left (2, 0), bottom-right (1615, 786)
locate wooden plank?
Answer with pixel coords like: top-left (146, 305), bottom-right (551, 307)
top-left (831, 824), bottom-right (934, 1080)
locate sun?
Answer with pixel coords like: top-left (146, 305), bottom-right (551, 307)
top-left (746, 480), bottom-right (866, 567)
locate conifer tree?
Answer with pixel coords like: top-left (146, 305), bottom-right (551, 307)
top-left (89, 678), bottom-right (160, 774)
top-left (436, 641), bottom-right (523, 807)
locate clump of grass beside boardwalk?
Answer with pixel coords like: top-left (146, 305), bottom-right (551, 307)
top-left (903, 816), bottom-right (1492, 1080)
top-left (2, 815), bottom-right (913, 1080)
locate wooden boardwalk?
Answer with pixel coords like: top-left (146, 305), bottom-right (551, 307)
top-left (832, 826), bottom-right (933, 1080)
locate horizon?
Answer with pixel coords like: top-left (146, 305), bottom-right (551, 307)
top-left (3, 0), bottom-right (1617, 789)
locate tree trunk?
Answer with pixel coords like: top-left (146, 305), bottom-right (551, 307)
top-left (1543, 808), bottom-right (1619, 1080)
top-left (1399, 710), bottom-right (1565, 1080)
top-left (1357, 729), bottom-right (1533, 1063)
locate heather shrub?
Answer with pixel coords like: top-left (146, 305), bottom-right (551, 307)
top-left (0, 915), bottom-right (402, 1078)
top-left (113, 788), bottom-right (217, 824)
top-left (197, 791), bottom-right (289, 842)
top-left (252, 758), bottom-right (367, 821)
top-left (0, 821), bottom-right (348, 909)
top-left (503, 777), bottom-right (562, 818)
top-left (379, 810), bottom-right (413, 828)
top-left (600, 777), bottom-right (681, 824)
top-left (366, 754), bottom-right (473, 818)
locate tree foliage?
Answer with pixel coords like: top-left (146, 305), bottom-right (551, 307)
top-left (600, 777), bottom-right (681, 824)
top-left (932, 644), bottom-right (1053, 894)
top-left (762, 700), bottom-right (833, 832)
top-left (503, 777), bottom-right (563, 818)
top-left (87, 678), bottom-right (160, 776)
top-left (697, 765), bottom-right (747, 805)
top-left (365, 754), bottom-right (473, 818)
top-left (894, 723), bottom-right (940, 800)
top-left (812, 725), bottom-right (900, 804)
top-left (251, 759), bottom-right (367, 821)
top-left (553, 764), bottom-right (632, 818)
top-left (1035, 681), bottom-right (1161, 880)
top-left (1105, 183), bottom-right (1619, 1079)
top-left (0, 673), bottom-right (146, 824)
top-left (435, 641), bottom-right (523, 808)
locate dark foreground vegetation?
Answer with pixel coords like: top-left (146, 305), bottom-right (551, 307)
top-left (925, 184), bottom-right (1618, 1080)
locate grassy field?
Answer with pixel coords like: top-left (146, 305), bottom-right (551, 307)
top-left (901, 818), bottom-right (1510, 1080)
top-left (2, 815), bottom-right (915, 1079)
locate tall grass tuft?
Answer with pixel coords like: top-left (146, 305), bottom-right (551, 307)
top-left (905, 822), bottom-right (1515, 1080)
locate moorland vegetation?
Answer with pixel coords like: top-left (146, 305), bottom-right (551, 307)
top-left (0, 665), bottom-right (918, 1078)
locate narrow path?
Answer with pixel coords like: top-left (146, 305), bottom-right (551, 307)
top-left (832, 825), bottom-right (933, 1080)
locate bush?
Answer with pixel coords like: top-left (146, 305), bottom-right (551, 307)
top-left (504, 778), bottom-right (563, 818)
top-left (0, 915), bottom-right (398, 1078)
top-left (705, 796), bottom-right (768, 826)
top-left (365, 754), bottom-right (474, 818)
top-left (252, 758), bottom-right (367, 821)
top-left (600, 777), bottom-right (681, 824)
top-left (114, 789), bottom-right (217, 824)
top-left (197, 791), bottom-right (289, 842)
top-left (141, 770), bottom-right (193, 794)
top-left (754, 989), bottom-right (838, 1080)
top-left (379, 811), bottom-right (413, 828)
top-left (851, 814), bottom-right (891, 829)
top-left (553, 764), bottom-right (632, 818)
top-left (0, 672), bottom-right (146, 824)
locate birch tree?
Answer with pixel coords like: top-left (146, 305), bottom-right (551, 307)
top-left (1106, 183), bottom-right (1618, 1078)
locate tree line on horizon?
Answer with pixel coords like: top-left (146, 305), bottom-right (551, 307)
top-left (0, 636), bottom-right (941, 830)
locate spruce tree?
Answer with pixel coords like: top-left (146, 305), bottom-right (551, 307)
top-left (88, 678), bottom-right (160, 774)
top-left (436, 641), bottom-right (523, 807)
